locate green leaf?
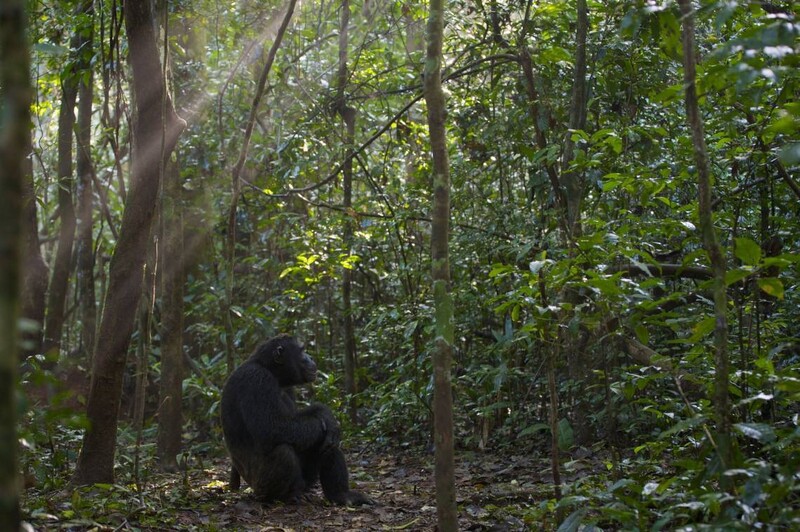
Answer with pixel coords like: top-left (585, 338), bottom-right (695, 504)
top-left (518, 423), bottom-right (549, 438)
top-left (634, 324), bottom-right (650, 345)
top-left (590, 128), bottom-right (614, 143)
top-left (33, 42), bottom-right (69, 56)
top-left (489, 263), bottom-right (512, 278)
top-left (765, 114), bottom-right (799, 139)
top-left (656, 476), bottom-right (678, 494)
top-left (688, 316), bottom-right (715, 342)
top-left (529, 260), bottom-right (547, 274)
top-left (557, 418), bottom-right (574, 451)
top-left (651, 83), bottom-right (682, 103)
top-left (734, 237), bottom-right (761, 266)
top-left (734, 422), bottom-right (776, 443)
top-left (403, 320), bottom-right (418, 340)
top-left (557, 508), bottom-right (586, 532)
top-left (757, 277), bottom-right (784, 299)
top-left (556, 496), bottom-right (589, 509)
top-left (725, 268), bottom-right (751, 286)
top-left (608, 478), bottom-right (637, 493)
top-left (778, 142), bottom-right (800, 165)
top-left (606, 135), bottom-right (623, 154)
top-left (339, 253), bottom-right (360, 270)
top-left (776, 377), bottom-right (800, 393)
top-left (620, 8), bottom-right (641, 38)
top-left (657, 10), bottom-right (682, 60)
top-left (585, 275), bottom-right (622, 296)
top-left (659, 415), bottom-right (708, 439)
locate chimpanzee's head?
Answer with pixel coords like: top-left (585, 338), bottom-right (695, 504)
top-left (251, 334), bottom-right (317, 386)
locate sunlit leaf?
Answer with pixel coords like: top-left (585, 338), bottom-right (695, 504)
top-left (757, 277), bottom-right (784, 299)
top-left (734, 237), bottom-right (762, 266)
top-left (489, 263), bottom-right (512, 278)
top-left (688, 316), bottom-right (715, 342)
top-left (725, 268), bottom-right (751, 286)
top-left (529, 260), bottom-right (547, 274)
top-left (634, 324), bottom-right (649, 345)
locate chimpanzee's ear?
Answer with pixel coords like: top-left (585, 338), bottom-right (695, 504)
top-left (274, 344), bottom-right (285, 365)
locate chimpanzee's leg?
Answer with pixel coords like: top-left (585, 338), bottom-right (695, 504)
top-left (229, 465), bottom-right (241, 490)
top-left (240, 444), bottom-right (306, 503)
top-left (318, 447), bottom-right (372, 506)
top-left (299, 449), bottom-right (322, 489)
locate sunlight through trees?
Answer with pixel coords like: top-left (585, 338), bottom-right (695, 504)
top-left (5, 0), bottom-right (800, 529)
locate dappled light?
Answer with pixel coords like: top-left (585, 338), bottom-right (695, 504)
top-left (2, 0), bottom-right (799, 530)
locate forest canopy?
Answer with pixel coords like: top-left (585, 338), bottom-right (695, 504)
top-left (2, 0), bottom-right (799, 529)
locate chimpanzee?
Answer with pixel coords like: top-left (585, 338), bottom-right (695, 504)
top-left (221, 334), bottom-right (372, 505)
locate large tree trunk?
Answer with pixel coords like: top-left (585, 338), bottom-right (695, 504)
top-left (0, 0), bottom-right (31, 527)
top-left (42, 53), bottom-right (79, 357)
top-left (156, 3), bottom-right (208, 468)
top-left (336, 0), bottom-right (358, 423)
top-left (75, 0), bottom-right (97, 363)
top-left (157, 158), bottom-right (185, 471)
top-left (73, 0), bottom-right (185, 485)
top-left (678, 0), bottom-right (732, 476)
top-left (424, 0), bottom-right (458, 528)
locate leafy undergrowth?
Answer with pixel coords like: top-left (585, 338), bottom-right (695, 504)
top-left (23, 448), bottom-right (562, 531)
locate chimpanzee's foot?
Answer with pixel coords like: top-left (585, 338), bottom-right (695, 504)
top-left (328, 490), bottom-right (374, 506)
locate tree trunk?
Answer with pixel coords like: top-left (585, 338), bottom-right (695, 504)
top-left (42, 54), bottom-right (79, 358)
top-left (562, 0), bottom-right (591, 446)
top-left (157, 158), bottom-right (185, 471)
top-left (75, 0), bottom-right (97, 363)
top-left (424, 0), bottom-right (458, 528)
top-left (547, 343), bottom-right (563, 516)
top-left (337, 0), bottom-right (358, 423)
top-left (560, 0), bottom-right (588, 238)
top-left (0, 0), bottom-right (30, 527)
top-left (72, 0), bottom-right (185, 485)
top-left (20, 131), bottom-right (48, 357)
top-left (134, 250), bottom-right (155, 490)
top-left (678, 0), bottom-right (732, 474)
top-left (538, 276), bottom-right (563, 520)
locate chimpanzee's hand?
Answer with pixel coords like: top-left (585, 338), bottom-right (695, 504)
top-left (306, 403), bottom-right (341, 451)
top-left (321, 418), bottom-right (341, 451)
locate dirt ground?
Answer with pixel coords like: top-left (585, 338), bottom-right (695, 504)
top-left (24, 448), bottom-right (564, 531)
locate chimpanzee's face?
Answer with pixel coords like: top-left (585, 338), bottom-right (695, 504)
top-left (253, 334), bottom-right (317, 386)
top-left (292, 342), bottom-right (318, 384)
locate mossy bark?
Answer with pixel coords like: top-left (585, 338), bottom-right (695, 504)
top-left (424, 1), bottom-right (458, 529)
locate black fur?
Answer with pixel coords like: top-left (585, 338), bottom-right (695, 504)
top-left (221, 334), bottom-right (371, 505)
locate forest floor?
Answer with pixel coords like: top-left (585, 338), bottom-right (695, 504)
top-left (23, 446), bottom-right (584, 531)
